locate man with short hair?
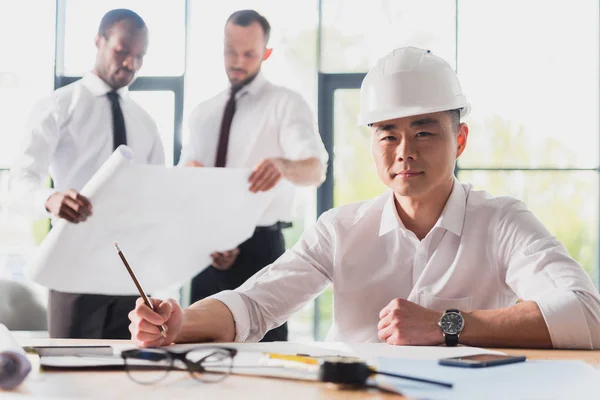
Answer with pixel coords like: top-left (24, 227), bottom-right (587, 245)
top-left (10, 9), bottom-right (164, 339)
top-left (179, 10), bottom-right (328, 342)
top-left (129, 47), bottom-right (600, 349)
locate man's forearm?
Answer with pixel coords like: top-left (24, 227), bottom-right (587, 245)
top-left (460, 301), bottom-right (553, 348)
top-left (281, 157), bottom-right (325, 186)
top-left (175, 298), bottom-right (236, 343)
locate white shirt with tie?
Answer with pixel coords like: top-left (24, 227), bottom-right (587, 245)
top-left (213, 180), bottom-right (600, 349)
top-left (179, 72), bottom-right (328, 227)
top-left (9, 72), bottom-right (165, 218)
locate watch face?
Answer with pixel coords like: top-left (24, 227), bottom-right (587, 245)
top-left (440, 312), bottom-right (464, 335)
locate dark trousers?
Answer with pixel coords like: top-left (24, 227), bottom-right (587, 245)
top-left (48, 291), bottom-right (137, 339)
top-left (191, 227), bottom-right (288, 342)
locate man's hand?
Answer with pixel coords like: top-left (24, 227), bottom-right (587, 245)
top-left (248, 158), bottom-right (287, 193)
top-left (185, 160), bottom-right (204, 167)
top-left (45, 189), bottom-right (92, 223)
top-left (211, 248), bottom-right (240, 271)
top-left (378, 298), bottom-right (444, 346)
top-left (129, 297), bottom-right (183, 348)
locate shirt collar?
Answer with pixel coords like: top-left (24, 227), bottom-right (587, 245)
top-left (81, 72), bottom-right (129, 99)
top-left (232, 71), bottom-right (267, 98)
top-left (378, 178), bottom-right (466, 237)
top-left (379, 190), bottom-right (406, 236)
top-left (434, 178), bottom-right (467, 237)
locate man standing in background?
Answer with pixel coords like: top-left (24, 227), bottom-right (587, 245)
top-left (180, 10), bottom-right (328, 342)
top-left (9, 9), bottom-right (164, 339)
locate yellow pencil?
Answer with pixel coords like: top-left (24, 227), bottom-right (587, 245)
top-left (265, 353), bottom-right (319, 365)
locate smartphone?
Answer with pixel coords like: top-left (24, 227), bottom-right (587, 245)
top-left (438, 354), bottom-right (526, 368)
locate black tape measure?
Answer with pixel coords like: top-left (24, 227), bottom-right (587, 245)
top-left (318, 357), bottom-right (372, 385)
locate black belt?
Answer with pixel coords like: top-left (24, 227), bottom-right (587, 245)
top-left (256, 221), bottom-right (293, 232)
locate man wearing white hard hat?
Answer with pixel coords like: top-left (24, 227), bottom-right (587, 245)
top-left (128, 47), bottom-right (600, 349)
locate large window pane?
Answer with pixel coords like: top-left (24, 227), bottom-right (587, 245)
top-left (62, 0), bottom-right (185, 76)
top-left (0, 1), bottom-right (55, 289)
top-left (458, 170), bottom-right (599, 287)
top-left (333, 89), bottom-right (387, 206)
top-left (0, 171), bottom-right (37, 276)
top-left (129, 91), bottom-right (175, 166)
top-left (0, 169), bottom-right (50, 306)
top-left (320, 0), bottom-right (456, 72)
top-left (458, 0), bottom-right (599, 168)
top-left (0, 0), bottom-right (56, 168)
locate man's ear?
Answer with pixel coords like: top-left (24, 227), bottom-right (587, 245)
top-left (94, 34), bottom-right (102, 49)
top-left (263, 48), bottom-right (273, 61)
top-left (456, 123), bottom-right (469, 158)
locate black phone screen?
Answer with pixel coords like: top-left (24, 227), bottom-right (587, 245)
top-left (439, 354), bottom-right (526, 368)
top-left (451, 354), bottom-right (518, 362)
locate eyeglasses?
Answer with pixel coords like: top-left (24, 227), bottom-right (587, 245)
top-left (121, 346), bottom-right (238, 385)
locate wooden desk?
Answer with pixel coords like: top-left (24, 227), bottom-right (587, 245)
top-left (501, 348), bottom-right (600, 366)
top-left (11, 339), bottom-right (600, 399)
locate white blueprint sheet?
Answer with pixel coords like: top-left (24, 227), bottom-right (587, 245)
top-left (26, 146), bottom-right (277, 295)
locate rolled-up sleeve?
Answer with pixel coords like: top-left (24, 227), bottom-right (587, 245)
top-left (210, 211), bottom-right (336, 342)
top-left (534, 290), bottom-right (595, 348)
top-left (277, 92), bottom-right (328, 167)
top-left (498, 203), bottom-right (600, 349)
top-left (211, 290), bottom-right (252, 342)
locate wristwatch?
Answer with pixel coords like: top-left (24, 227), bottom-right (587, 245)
top-left (438, 309), bottom-right (464, 347)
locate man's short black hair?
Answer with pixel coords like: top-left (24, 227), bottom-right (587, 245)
top-left (226, 10), bottom-right (271, 44)
top-left (98, 9), bottom-right (146, 37)
top-left (447, 109), bottom-right (461, 131)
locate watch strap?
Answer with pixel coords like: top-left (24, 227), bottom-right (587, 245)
top-left (444, 332), bottom-right (459, 346)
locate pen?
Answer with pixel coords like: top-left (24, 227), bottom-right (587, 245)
top-left (113, 242), bottom-right (167, 338)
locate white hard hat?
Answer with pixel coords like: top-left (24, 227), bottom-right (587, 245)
top-left (358, 46), bottom-right (470, 126)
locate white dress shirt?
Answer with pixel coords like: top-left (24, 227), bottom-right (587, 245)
top-left (213, 180), bottom-right (600, 349)
top-left (9, 72), bottom-right (165, 218)
top-left (179, 72), bottom-right (328, 226)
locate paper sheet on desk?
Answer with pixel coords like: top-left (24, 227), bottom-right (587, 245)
top-left (39, 342), bottom-right (510, 383)
top-left (160, 341), bottom-right (504, 360)
top-left (306, 342), bottom-right (505, 363)
top-left (226, 343), bottom-right (504, 381)
top-left (0, 324), bottom-right (31, 390)
top-left (26, 146), bottom-right (278, 295)
top-left (375, 358), bottom-right (600, 399)
top-left (116, 342), bottom-right (506, 381)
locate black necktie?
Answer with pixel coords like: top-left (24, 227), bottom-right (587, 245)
top-left (215, 87), bottom-right (241, 167)
top-left (107, 91), bottom-right (127, 150)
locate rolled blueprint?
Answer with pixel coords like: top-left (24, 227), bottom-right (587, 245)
top-left (0, 324), bottom-right (31, 390)
top-left (26, 146), bottom-right (280, 295)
